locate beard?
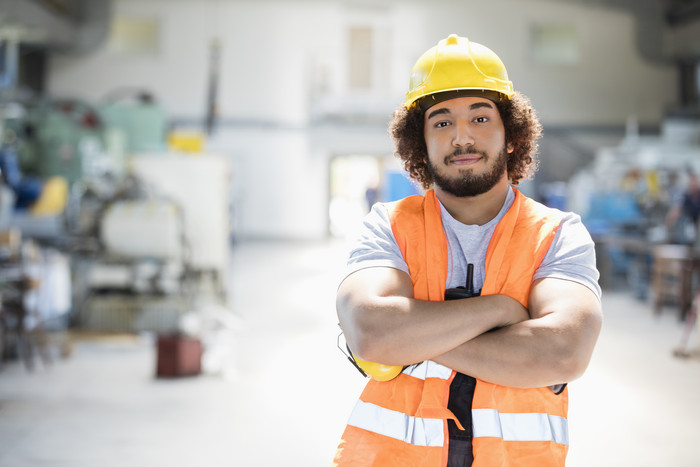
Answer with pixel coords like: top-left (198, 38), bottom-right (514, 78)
top-left (426, 145), bottom-right (509, 197)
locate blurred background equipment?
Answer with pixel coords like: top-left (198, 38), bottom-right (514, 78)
top-left (68, 152), bottom-right (230, 336)
top-left (571, 116), bottom-right (700, 310)
top-left (0, 0), bottom-right (231, 369)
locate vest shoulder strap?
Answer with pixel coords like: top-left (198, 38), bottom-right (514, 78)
top-left (483, 190), bottom-right (564, 306)
top-left (388, 191), bottom-right (447, 302)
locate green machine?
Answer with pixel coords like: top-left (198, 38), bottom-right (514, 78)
top-left (97, 90), bottom-right (168, 154)
top-left (15, 92), bottom-right (167, 186)
top-left (19, 99), bottom-right (107, 185)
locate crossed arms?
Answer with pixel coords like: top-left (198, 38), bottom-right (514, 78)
top-left (337, 266), bottom-right (602, 388)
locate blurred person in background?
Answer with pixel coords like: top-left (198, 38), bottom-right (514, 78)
top-left (665, 170), bottom-right (700, 244)
top-left (334, 34), bottom-right (602, 466)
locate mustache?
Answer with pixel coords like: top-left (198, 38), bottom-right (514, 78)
top-left (444, 147), bottom-right (487, 165)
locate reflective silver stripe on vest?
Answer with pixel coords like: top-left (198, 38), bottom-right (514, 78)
top-left (348, 400), bottom-right (445, 447)
top-left (472, 409), bottom-right (569, 445)
top-left (402, 360), bottom-right (453, 380)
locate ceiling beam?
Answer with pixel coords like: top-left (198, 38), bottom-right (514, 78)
top-left (666, 0), bottom-right (700, 26)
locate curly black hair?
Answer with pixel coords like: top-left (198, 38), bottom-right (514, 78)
top-left (388, 91), bottom-right (542, 189)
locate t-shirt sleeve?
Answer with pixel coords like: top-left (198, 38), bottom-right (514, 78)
top-left (343, 203), bottom-right (410, 282)
top-left (534, 212), bottom-right (602, 300)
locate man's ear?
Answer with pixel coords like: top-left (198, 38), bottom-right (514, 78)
top-left (506, 142), bottom-right (514, 154)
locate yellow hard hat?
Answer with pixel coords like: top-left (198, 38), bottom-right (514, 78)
top-left (406, 34), bottom-right (514, 109)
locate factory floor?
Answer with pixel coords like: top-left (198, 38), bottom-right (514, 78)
top-left (0, 238), bottom-right (699, 467)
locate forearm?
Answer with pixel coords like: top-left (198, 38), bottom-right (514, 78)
top-left (338, 293), bottom-right (526, 366)
top-left (434, 291), bottom-right (602, 388)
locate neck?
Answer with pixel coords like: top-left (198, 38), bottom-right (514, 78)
top-left (434, 177), bottom-right (511, 226)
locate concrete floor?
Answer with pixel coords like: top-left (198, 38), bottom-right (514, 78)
top-left (1, 238), bottom-right (699, 467)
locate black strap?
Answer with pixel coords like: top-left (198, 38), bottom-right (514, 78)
top-left (447, 372), bottom-right (476, 467)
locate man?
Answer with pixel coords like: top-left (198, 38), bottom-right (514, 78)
top-left (333, 34), bottom-right (602, 467)
top-left (666, 171), bottom-right (700, 244)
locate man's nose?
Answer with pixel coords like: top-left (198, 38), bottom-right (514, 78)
top-left (452, 121), bottom-right (475, 147)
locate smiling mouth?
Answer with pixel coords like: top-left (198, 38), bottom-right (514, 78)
top-left (445, 148), bottom-right (486, 166)
top-left (448, 154), bottom-right (482, 166)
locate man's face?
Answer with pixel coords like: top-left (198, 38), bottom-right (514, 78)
top-left (423, 96), bottom-right (512, 197)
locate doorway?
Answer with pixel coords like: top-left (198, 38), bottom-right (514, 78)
top-left (328, 154), bottom-right (382, 238)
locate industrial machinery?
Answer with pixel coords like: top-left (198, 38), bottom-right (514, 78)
top-left (98, 89), bottom-right (168, 155)
top-left (69, 153), bottom-right (231, 335)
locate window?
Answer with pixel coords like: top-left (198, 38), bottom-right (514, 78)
top-left (108, 17), bottom-right (159, 55)
top-left (348, 26), bottom-right (373, 90)
top-left (530, 24), bottom-right (579, 66)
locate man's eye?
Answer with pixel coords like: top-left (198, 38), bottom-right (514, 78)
top-left (474, 117), bottom-right (489, 123)
top-left (435, 121), bottom-right (450, 128)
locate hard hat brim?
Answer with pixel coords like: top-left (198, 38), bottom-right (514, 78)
top-left (415, 89), bottom-right (508, 112)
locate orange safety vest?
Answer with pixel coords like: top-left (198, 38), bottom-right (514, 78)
top-left (334, 188), bottom-right (567, 467)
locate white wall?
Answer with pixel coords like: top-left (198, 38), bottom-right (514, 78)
top-left (45, 0), bottom-right (681, 239)
top-left (210, 127), bottom-right (330, 240)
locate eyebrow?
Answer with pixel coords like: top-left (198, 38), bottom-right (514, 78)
top-left (470, 101), bottom-right (495, 111)
top-left (426, 107), bottom-right (450, 120)
top-left (426, 101), bottom-right (495, 120)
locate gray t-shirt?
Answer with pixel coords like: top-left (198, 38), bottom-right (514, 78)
top-left (344, 187), bottom-right (601, 300)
